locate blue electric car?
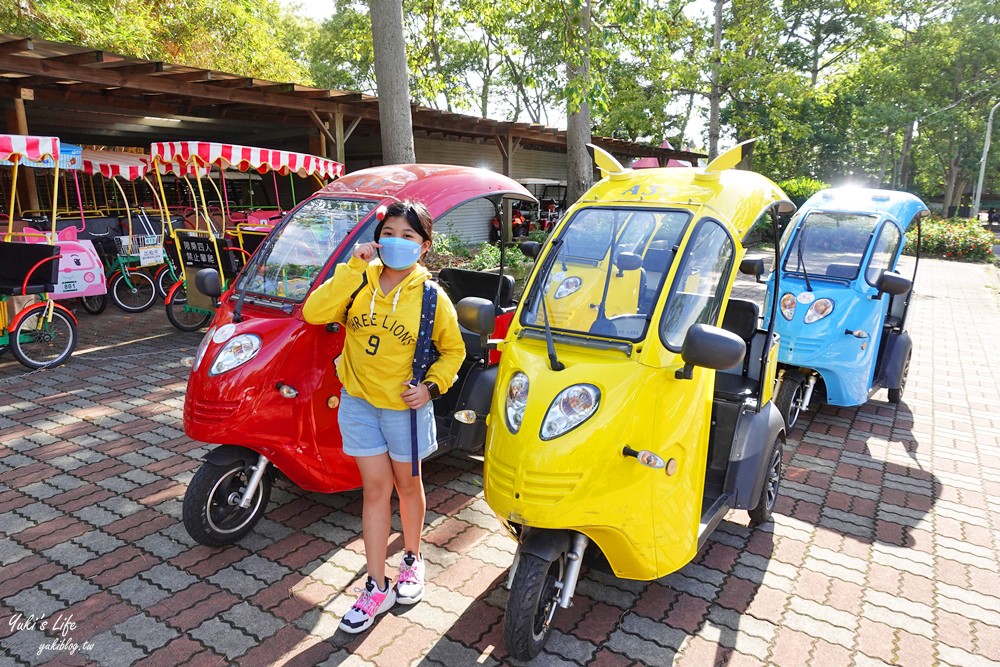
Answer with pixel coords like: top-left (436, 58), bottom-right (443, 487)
top-left (767, 187), bottom-right (930, 427)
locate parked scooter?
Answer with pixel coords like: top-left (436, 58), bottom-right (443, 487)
top-left (180, 164), bottom-right (533, 546)
top-left (767, 187), bottom-right (929, 427)
top-left (457, 141), bottom-right (793, 660)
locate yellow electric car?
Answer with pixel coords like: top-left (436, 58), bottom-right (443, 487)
top-left (457, 140), bottom-right (795, 660)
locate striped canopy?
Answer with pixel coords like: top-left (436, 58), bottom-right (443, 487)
top-left (150, 141), bottom-right (344, 180)
top-left (0, 135), bottom-right (82, 169)
top-left (82, 149), bottom-right (150, 181)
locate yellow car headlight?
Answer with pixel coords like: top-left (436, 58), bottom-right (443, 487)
top-left (505, 371), bottom-right (529, 434)
top-left (540, 384), bottom-right (600, 440)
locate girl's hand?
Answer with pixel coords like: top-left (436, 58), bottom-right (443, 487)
top-left (401, 381), bottom-right (431, 409)
top-left (353, 241), bottom-right (381, 261)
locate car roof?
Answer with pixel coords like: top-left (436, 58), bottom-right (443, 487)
top-left (315, 164), bottom-right (535, 219)
top-left (800, 188), bottom-right (929, 231)
top-left (578, 165), bottom-right (789, 241)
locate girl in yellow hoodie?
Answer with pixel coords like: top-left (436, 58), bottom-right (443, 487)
top-left (302, 200), bottom-right (465, 633)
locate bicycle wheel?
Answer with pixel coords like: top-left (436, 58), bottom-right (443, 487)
top-left (155, 264), bottom-right (178, 301)
top-left (11, 307), bottom-right (78, 369)
top-left (81, 294), bottom-right (107, 315)
top-left (165, 286), bottom-right (213, 332)
top-left (110, 270), bottom-right (156, 313)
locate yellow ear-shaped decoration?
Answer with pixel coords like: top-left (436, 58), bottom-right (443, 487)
top-left (588, 143), bottom-right (630, 180)
top-left (703, 137), bottom-right (759, 173)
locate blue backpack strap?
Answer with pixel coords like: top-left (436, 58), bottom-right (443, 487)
top-left (409, 281), bottom-right (438, 476)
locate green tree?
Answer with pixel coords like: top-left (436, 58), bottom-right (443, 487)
top-left (2, 0), bottom-right (311, 82)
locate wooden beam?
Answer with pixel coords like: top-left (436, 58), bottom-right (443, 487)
top-left (156, 69), bottom-right (215, 83)
top-left (202, 77), bottom-right (255, 88)
top-left (0, 38), bottom-right (33, 57)
top-left (307, 109), bottom-right (338, 149)
top-left (254, 83), bottom-right (296, 94)
top-left (46, 50), bottom-right (105, 65)
top-left (99, 61), bottom-right (164, 76)
top-left (0, 55), bottom-right (367, 117)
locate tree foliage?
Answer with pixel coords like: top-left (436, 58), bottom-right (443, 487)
top-left (5, 0), bottom-right (1000, 208)
top-left (2, 0), bottom-right (310, 82)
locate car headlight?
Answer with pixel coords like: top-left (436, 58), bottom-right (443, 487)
top-left (554, 276), bottom-right (582, 299)
top-left (192, 326), bottom-right (216, 372)
top-left (209, 334), bottom-right (262, 376)
top-left (804, 298), bottom-right (834, 324)
top-left (779, 293), bottom-right (796, 320)
top-left (540, 384), bottom-right (600, 440)
top-left (505, 372), bottom-right (529, 434)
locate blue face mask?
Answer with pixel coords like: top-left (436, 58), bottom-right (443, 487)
top-left (378, 237), bottom-right (423, 270)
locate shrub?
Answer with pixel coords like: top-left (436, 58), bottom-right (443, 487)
top-left (778, 177), bottom-right (830, 208)
top-left (904, 217), bottom-right (995, 262)
top-left (527, 227), bottom-right (551, 244)
top-left (467, 243), bottom-right (529, 271)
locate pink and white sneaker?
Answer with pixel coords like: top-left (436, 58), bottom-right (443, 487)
top-left (395, 551), bottom-right (425, 604)
top-left (339, 576), bottom-right (396, 634)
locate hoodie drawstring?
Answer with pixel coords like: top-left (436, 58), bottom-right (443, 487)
top-left (370, 282), bottom-right (404, 318)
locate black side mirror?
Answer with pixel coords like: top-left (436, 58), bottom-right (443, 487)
top-left (519, 241), bottom-right (540, 259)
top-left (195, 268), bottom-right (222, 298)
top-left (675, 324), bottom-right (746, 380)
top-left (457, 296), bottom-right (495, 350)
top-left (614, 252), bottom-right (642, 276)
top-left (739, 257), bottom-right (766, 283)
top-left (876, 271), bottom-right (911, 297)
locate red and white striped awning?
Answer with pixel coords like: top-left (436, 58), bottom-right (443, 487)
top-left (0, 134), bottom-right (60, 163)
top-left (81, 149), bottom-right (150, 181)
top-left (150, 141), bottom-right (344, 180)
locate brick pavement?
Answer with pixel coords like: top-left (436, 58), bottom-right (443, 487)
top-left (1, 257), bottom-right (999, 666)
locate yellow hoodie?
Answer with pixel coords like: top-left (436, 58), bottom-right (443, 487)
top-left (302, 255), bottom-right (466, 410)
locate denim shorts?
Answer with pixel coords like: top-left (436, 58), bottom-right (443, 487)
top-left (338, 390), bottom-right (438, 462)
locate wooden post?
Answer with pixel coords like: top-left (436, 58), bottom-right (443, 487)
top-left (10, 96), bottom-right (40, 213)
top-left (334, 112), bottom-right (346, 164)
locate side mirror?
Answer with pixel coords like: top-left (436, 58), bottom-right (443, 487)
top-left (876, 271), bottom-right (911, 297)
top-left (195, 268), bottom-right (222, 298)
top-left (457, 296), bottom-right (495, 334)
top-left (739, 257), bottom-right (765, 283)
top-left (675, 323), bottom-right (745, 380)
top-left (614, 252), bottom-right (642, 274)
top-left (457, 296), bottom-right (495, 352)
top-left (519, 241), bottom-right (540, 259)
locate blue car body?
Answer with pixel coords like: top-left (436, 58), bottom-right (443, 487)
top-left (765, 187), bottom-right (929, 408)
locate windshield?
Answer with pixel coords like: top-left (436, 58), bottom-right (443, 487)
top-left (237, 197), bottom-right (377, 301)
top-left (781, 211), bottom-right (879, 280)
top-left (520, 207), bottom-right (690, 341)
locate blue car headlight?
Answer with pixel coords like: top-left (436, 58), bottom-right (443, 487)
top-left (209, 334), bottom-right (262, 376)
top-left (804, 298), bottom-right (834, 324)
top-left (540, 384), bottom-right (600, 440)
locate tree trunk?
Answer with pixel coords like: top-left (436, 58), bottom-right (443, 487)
top-left (369, 0), bottom-right (415, 164)
top-left (566, 0), bottom-right (592, 206)
top-left (942, 154), bottom-right (961, 215)
top-left (708, 0), bottom-right (724, 160)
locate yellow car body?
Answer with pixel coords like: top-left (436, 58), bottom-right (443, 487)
top-left (483, 142), bottom-right (789, 582)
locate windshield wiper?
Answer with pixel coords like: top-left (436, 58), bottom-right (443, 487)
top-left (796, 226), bottom-right (813, 292)
top-left (532, 237), bottom-right (565, 371)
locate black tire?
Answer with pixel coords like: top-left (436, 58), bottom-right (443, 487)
top-left (504, 552), bottom-right (565, 661)
top-left (110, 270), bottom-right (156, 313)
top-left (81, 294), bottom-right (107, 315)
top-left (165, 287), bottom-right (213, 332)
top-left (155, 265), bottom-right (178, 301)
top-left (775, 370), bottom-right (806, 429)
top-left (748, 438), bottom-right (783, 526)
top-left (888, 350), bottom-right (910, 404)
top-left (10, 307), bottom-right (77, 369)
top-left (182, 459), bottom-right (272, 546)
